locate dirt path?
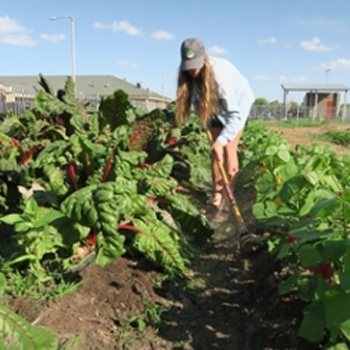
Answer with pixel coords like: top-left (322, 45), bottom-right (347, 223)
top-left (269, 123), bottom-right (350, 155)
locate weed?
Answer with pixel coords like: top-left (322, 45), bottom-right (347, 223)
top-left (2, 267), bottom-right (83, 301)
top-left (144, 299), bottom-right (165, 330)
top-left (58, 334), bottom-right (85, 350)
top-left (254, 119), bottom-right (328, 128)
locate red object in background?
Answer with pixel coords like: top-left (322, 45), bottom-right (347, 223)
top-left (287, 235), bottom-right (297, 244)
top-left (166, 137), bottom-right (178, 146)
top-left (86, 231), bottom-right (97, 246)
top-left (86, 225), bottom-right (142, 247)
top-left (326, 101), bottom-right (334, 119)
top-left (307, 262), bottom-right (333, 283)
top-left (11, 138), bottom-right (20, 147)
top-left (21, 145), bottom-right (43, 167)
top-left (68, 162), bottom-right (79, 191)
top-left (136, 163), bottom-right (150, 169)
top-left (118, 224), bottom-right (142, 234)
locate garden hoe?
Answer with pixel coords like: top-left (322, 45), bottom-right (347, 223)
top-left (206, 129), bottom-right (256, 246)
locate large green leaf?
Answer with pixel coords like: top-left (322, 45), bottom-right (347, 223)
top-left (324, 293), bottom-right (350, 342)
top-left (31, 208), bottom-right (64, 228)
top-left (0, 306), bottom-right (58, 350)
top-left (299, 244), bottom-right (323, 268)
top-left (0, 273), bottom-right (5, 296)
top-left (95, 233), bottom-right (126, 267)
top-left (327, 343), bottom-right (349, 350)
top-left (298, 301), bottom-right (325, 342)
top-left (147, 154), bottom-right (174, 178)
top-left (274, 161), bottom-right (298, 181)
top-left (278, 274), bottom-right (297, 294)
top-left (132, 217), bottom-right (187, 274)
top-left (340, 271), bottom-right (350, 293)
top-left (277, 144), bottom-right (291, 162)
top-left (322, 240), bottom-right (347, 262)
top-left (252, 202), bottom-right (265, 220)
top-left (0, 214), bottom-right (22, 225)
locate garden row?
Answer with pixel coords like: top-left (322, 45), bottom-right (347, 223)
top-left (239, 121), bottom-right (350, 350)
top-left (2, 74), bottom-right (350, 349)
top-left (0, 76), bottom-right (213, 349)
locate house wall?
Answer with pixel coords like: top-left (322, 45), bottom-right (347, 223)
top-left (303, 92), bottom-right (340, 119)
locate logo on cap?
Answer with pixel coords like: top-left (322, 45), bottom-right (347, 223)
top-left (186, 48), bottom-right (195, 59)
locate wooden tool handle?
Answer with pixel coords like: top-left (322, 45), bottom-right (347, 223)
top-left (206, 129), bottom-right (247, 233)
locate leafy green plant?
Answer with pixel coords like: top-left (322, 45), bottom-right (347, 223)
top-left (315, 130), bottom-right (350, 148)
top-left (0, 197), bottom-right (86, 282)
top-left (0, 74), bottom-right (214, 301)
top-left (240, 121), bottom-right (350, 349)
top-left (0, 272), bottom-right (59, 350)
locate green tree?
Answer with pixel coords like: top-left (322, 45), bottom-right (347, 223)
top-left (269, 100), bottom-right (279, 111)
top-left (254, 98), bottom-right (269, 106)
top-left (289, 101), bottom-right (299, 111)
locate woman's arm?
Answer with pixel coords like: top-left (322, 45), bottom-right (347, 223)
top-left (210, 57), bottom-right (254, 146)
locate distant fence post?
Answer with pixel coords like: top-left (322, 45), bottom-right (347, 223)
top-left (342, 91), bottom-right (348, 122)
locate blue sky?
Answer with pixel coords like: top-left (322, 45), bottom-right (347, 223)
top-left (1, 0), bottom-right (350, 103)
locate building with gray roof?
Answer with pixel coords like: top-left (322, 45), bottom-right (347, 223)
top-left (0, 75), bottom-right (173, 114)
top-left (281, 83), bottom-right (349, 121)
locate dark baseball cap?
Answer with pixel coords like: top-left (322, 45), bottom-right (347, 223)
top-left (180, 38), bottom-right (205, 71)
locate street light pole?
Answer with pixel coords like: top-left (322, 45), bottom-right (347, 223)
top-left (50, 16), bottom-right (76, 90)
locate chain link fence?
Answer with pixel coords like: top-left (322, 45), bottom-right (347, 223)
top-left (1, 89), bottom-right (350, 122)
top-left (250, 104), bottom-right (350, 122)
top-left (0, 92), bottom-right (168, 116)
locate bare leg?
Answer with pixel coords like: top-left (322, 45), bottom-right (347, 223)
top-left (224, 130), bottom-right (243, 190)
top-left (209, 127), bottom-right (224, 207)
top-left (210, 128), bottom-right (243, 209)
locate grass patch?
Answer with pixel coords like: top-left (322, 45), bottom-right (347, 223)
top-left (314, 129), bottom-right (350, 148)
top-left (252, 119), bottom-right (329, 128)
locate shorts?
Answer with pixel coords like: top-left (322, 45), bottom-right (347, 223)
top-left (208, 116), bottom-right (223, 128)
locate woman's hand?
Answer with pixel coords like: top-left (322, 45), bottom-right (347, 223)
top-left (211, 140), bottom-right (224, 162)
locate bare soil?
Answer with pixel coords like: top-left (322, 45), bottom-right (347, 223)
top-left (270, 123), bottom-right (350, 155)
top-left (9, 124), bottom-right (349, 350)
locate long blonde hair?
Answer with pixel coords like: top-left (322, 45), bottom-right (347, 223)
top-left (175, 54), bottom-right (219, 127)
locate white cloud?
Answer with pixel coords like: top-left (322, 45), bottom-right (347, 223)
top-left (151, 30), bottom-right (175, 40)
top-left (254, 75), bottom-right (306, 82)
top-left (0, 15), bottom-right (27, 34)
top-left (41, 33), bottom-right (66, 43)
top-left (116, 60), bottom-right (139, 67)
top-left (258, 37), bottom-right (276, 44)
top-left (299, 19), bottom-right (348, 34)
top-left (0, 15), bottom-right (36, 47)
top-left (207, 45), bottom-right (227, 55)
top-left (0, 34), bottom-right (36, 47)
top-left (278, 76), bottom-right (306, 82)
top-left (254, 75), bottom-right (274, 81)
top-left (301, 37), bottom-right (334, 52)
top-left (93, 20), bottom-right (142, 36)
top-left (320, 59), bottom-right (350, 70)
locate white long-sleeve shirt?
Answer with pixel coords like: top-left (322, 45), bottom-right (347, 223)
top-left (210, 56), bottom-right (255, 146)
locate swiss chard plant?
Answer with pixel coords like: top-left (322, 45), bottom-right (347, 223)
top-left (0, 75), bottom-right (214, 295)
